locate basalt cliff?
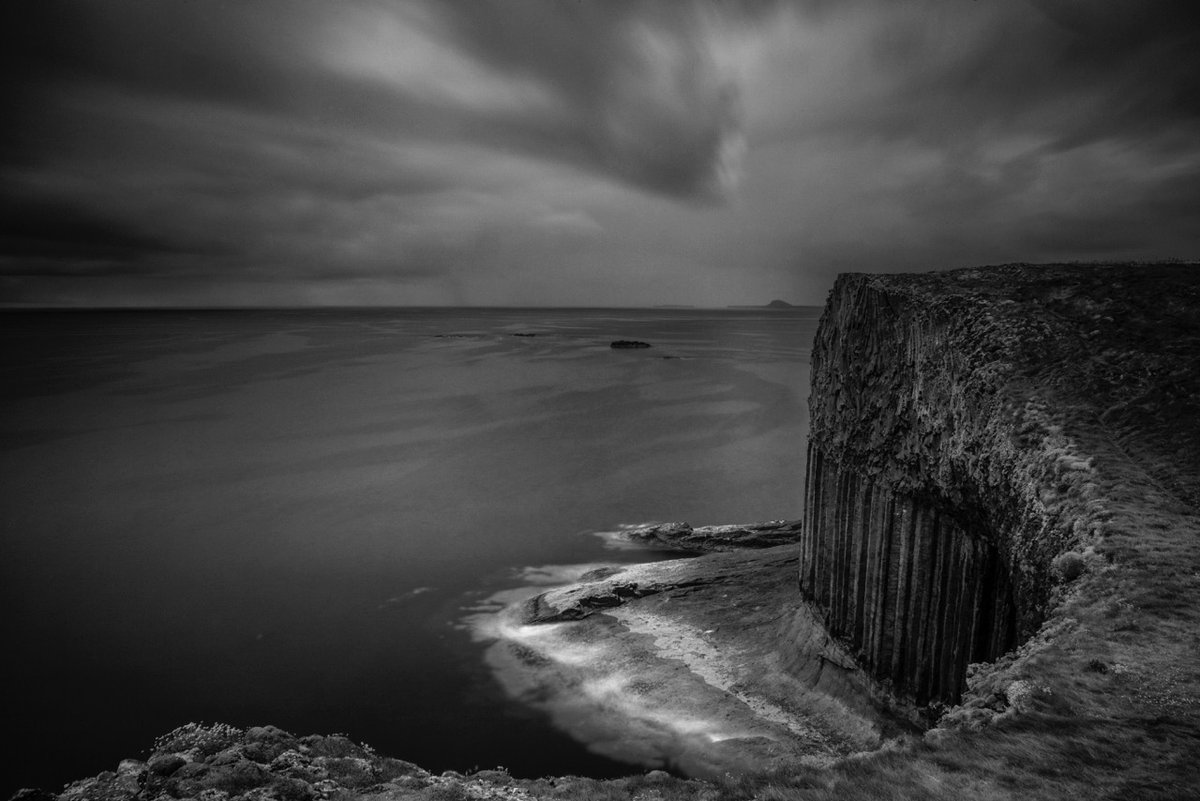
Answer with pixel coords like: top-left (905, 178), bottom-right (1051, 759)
top-left (798, 263), bottom-right (1200, 793)
top-left (17, 263), bottom-right (1200, 800)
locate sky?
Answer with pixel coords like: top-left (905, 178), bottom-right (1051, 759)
top-left (2, 0), bottom-right (1198, 307)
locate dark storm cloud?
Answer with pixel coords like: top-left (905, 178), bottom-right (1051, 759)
top-left (421, 0), bottom-right (745, 197)
top-left (2, 0), bottom-right (745, 196)
top-left (726, 0), bottom-right (1200, 298)
top-left (769, 0), bottom-right (1200, 148)
top-left (0, 195), bottom-right (205, 273)
top-left (0, 0), bottom-right (754, 302)
top-left (1, 0), bottom-right (1197, 306)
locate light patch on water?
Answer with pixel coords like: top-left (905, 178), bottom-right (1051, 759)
top-left (589, 522), bottom-right (664, 551)
top-left (609, 606), bottom-right (826, 741)
top-left (462, 561), bottom-right (831, 777)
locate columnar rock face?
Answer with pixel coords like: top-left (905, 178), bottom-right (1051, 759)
top-left (800, 264), bottom-right (1200, 709)
top-left (802, 448), bottom-right (1017, 705)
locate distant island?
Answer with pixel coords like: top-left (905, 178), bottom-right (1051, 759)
top-left (727, 299), bottom-right (797, 309)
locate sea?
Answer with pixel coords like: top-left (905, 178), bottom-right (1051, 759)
top-left (0, 306), bottom-right (820, 796)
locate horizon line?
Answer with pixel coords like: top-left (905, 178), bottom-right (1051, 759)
top-left (0, 303), bottom-right (819, 312)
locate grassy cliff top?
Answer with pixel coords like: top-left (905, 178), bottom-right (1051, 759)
top-left (836, 262), bottom-right (1200, 506)
top-left (811, 262), bottom-right (1200, 799)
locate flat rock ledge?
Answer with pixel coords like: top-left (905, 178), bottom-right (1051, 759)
top-left (487, 544), bottom-right (903, 779)
top-left (617, 519), bottom-right (803, 553)
top-left (520, 530), bottom-right (803, 625)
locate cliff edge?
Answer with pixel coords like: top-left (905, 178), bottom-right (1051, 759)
top-left (803, 263), bottom-right (1200, 794)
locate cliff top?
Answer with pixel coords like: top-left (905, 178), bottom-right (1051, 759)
top-left (826, 262), bottom-right (1200, 507)
top-left (809, 261), bottom-right (1200, 799)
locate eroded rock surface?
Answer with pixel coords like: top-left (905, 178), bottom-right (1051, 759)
top-left (617, 520), bottom-right (803, 553)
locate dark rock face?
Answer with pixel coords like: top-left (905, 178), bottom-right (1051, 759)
top-left (801, 263), bottom-right (1200, 709)
top-left (610, 340), bottom-right (651, 348)
top-left (802, 449), bottom-right (1017, 705)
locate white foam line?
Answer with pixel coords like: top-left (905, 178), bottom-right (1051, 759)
top-left (609, 606), bottom-right (825, 741)
top-left (460, 558), bottom-right (834, 773)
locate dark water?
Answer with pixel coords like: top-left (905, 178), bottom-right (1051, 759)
top-left (0, 307), bottom-right (818, 796)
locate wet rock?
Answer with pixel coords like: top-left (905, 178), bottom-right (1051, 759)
top-left (245, 724), bottom-right (297, 747)
top-left (270, 776), bottom-right (315, 801)
top-left (241, 738), bottom-right (288, 764)
top-left (523, 580), bottom-right (661, 623)
top-left (147, 754), bottom-right (186, 776)
top-left (200, 758), bottom-right (271, 794)
top-left (170, 762), bottom-right (209, 781)
top-left (622, 520), bottom-right (803, 552)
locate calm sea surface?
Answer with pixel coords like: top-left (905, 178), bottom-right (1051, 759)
top-left (0, 307), bottom-right (819, 795)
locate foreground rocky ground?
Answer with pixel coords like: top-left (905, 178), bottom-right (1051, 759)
top-left (9, 721), bottom-right (688, 801)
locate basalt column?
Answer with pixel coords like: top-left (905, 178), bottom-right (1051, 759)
top-left (800, 270), bottom-right (1070, 709)
top-left (801, 445), bottom-right (1017, 705)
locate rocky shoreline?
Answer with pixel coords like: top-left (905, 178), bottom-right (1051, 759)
top-left (15, 533), bottom-right (889, 801)
top-left (16, 519), bottom-right (908, 800)
top-left (467, 523), bottom-right (904, 781)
